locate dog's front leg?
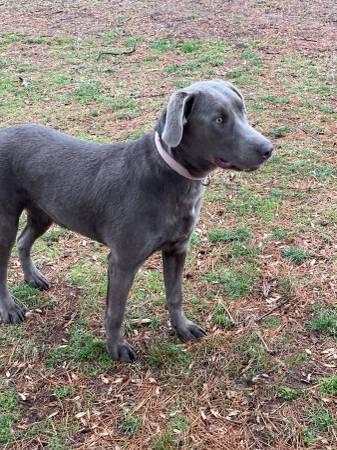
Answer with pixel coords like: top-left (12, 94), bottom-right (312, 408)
top-left (162, 247), bottom-right (207, 341)
top-left (105, 253), bottom-right (138, 362)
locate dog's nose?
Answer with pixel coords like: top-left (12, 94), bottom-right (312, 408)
top-left (258, 142), bottom-right (273, 160)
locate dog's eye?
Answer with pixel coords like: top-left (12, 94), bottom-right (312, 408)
top-left (215, 117), bottom-right (224, 124)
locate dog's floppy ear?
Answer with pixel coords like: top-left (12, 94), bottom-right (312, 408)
top-left (224, 81), bottom-right (246, 112)
top-left (225, 81), bottom-right (244, 102)
top-left (162, 91), bottom-right (194, 148)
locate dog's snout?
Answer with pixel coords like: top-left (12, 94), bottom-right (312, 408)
top-left (258, 142), bottom-right (273, 160)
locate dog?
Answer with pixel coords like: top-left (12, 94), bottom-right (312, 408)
top-left (0, 80), bottom-right (273, 361)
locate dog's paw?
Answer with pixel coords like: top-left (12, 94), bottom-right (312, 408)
top-left (107, 339), bottom-right (136, 362)
top-left (25, 269), bottom-right (50, 290)
top-left (176, 320), bottom-right (207, 342)
top-left (0, 303), bottom-right (26, 324)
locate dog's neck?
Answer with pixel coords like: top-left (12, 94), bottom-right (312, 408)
top-left (154, 116), bottom-right (213, 180)
top-left (154, 132), bottom-right (205, 181)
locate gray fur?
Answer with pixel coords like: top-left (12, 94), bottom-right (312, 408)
top-left (162, 91), bottom-right (193, 147)
top-left (0, 80), bottom-right (273, 361)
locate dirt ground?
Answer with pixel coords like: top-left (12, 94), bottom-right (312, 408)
top-left (0, 1), bottom-right (336, 449)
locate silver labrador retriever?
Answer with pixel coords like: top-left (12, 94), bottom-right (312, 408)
top-left (0, 80), bottom-right (273, 361)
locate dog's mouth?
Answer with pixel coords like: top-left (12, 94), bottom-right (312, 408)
top-left (215, 158), bottom-right (260, 172)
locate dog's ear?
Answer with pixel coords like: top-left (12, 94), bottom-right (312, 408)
top-left (225, 81), bottom-right (247, 113)
top-left (224, 81), bottom-right (244, 101)
top-left (162, 91), bottom-right (194, 148)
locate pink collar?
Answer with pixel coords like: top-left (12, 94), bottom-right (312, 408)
top-left (154, 132), bottom-right (205, 181)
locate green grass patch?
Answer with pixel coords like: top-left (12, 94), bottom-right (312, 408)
top-left (286, 352), bottom-right (308, 368)
top-left (279, 386), bottom-right (302, 401)
top-left (26, 417), bottom-right (79, 449)
top-left (313, 165), bottom-right (336, 179)
top-left (24, 36), bottom-right (49, 45)
top-left (152, 431), bottom-right (178, 450)
top-left (319, 375), bottom-right (337, 396)
top-left (271, 125), bottom-right (292, 138)
top-left (150, 39), bottom-right (174, 52)
top-left (42, 226), bottom-right (68, 243)
top-left (170, 413), bottom-right (189, 432)
top-left (260, 95), bottom-right (290, 105)
top-left (48, 327), bottom-right (113, 374)
top-left (177, 40), bottom-right (203, 54)
top-left (72, 81), bottom-right (104, 104)
top-left (307, 404), bottom-right (335, 433)
top-left (212, 304), bottom-right (234, 328)
top-left (52, 386), bottom-right (74, 399)
top-left (226, 191), bottom-right (280, 222)
top-left (228, 242), bottom-right (260, 258)
top-left (0, 58), bottom-right (12, 69)
top-left (1, 32), bottom-right (20, 44)
top-left (11, 283), bottom-right (42, 308)
top-left (263, 316), bottom-right (281, 329)
top-left (282, 246), bottom-right (312, 265)
top-left (204, 263), bottom-right (257, 298)
top-left (226, 67), bottom-right (255, 85)
top-left (208, 226), bottom-right (251, 243)
top-left (239, 51), bottom-right (263, 66)
top-left (141, 270), bottom-right (162, 294)
top-left (271, 227), bottom-right (290, 241)
top-left (118, 414), bottom-right (142, 436)
top-left (51, 74), bottom-right (72, 86)
top-left (68, 258), bottom-right (106, 300)
top-left (147, 342), bottom-right (190, 372)
top-left (309, 305), bottom-right (337, 337)
top-left (109, 97), bottom-right (138, 113)
top-left (0, 386), bottom-right (18, 445)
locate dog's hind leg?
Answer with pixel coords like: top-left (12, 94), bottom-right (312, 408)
top-left (0, 212), bottom-right (25, 324)
top-left (17, 207), bottom-right (53, 290)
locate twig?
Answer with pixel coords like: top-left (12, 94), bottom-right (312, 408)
top-left (129, 92), bottom-right (166, 99)
top-left (223, 305), bottom-right (236, 325)
top-left (256, 331), bottom-right (272, 353)
top-left (97, 45), bottom-right (136, 61)
top-left (300, 37), bottom-right (318, 42)
top-left (256, 298), bottom-right (289, 322)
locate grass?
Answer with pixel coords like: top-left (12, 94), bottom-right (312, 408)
top-left (72, 81), bottom-right (104, 104)
top-left (208, 226), bottom-right (251, 243)
top-left (307, 404), bottom-right (335, 433)
top-left (0, 387), bottom-right (18, 445)
top-left (319, 376), bottom-right (337, 396)
top-left (279, 387), bottom-right (302, 401)
top-left (118, 414), bottom-right (142, 436)
top-left (212, 304), bottom-right (234, 328)
top-left (271, 227), bottom-right (290, 240)
top-left (152, 431), bottom-right (178, 450)
top-left (11, 283), bottom-right (42, 308)
top-left (226, 191), bottom-right (281, 222)
top-left (263, 316), bottom-right (281, 329)
top-left (286, 352), bottom-right (308, 369)
top-left (147, 342), bottom-right (191, 373)
top-left (48, 326), bottom-right (113, 374)
top-left (282, 246), bottom-right (313, 265)
top-left (271, 125), bottom-right (292, 137)
top-left (234, 334), bottom-right (270, 379)
top-left (204, 263), bottom-right (257, 298)
top-left (68, 258), bottom-right (107, 301)
top-left (309, 305), bottom-right (337, 337)
top-left (52, 386), bottom-right (74, 399)
top-left (1, 3), bottom-right (336, 449)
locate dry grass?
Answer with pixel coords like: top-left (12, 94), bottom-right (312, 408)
top-left (0, 1), bottom-right (336, 449)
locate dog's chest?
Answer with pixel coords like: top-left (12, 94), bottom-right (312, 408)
top-left (163, 186), bottom-right (203, 244)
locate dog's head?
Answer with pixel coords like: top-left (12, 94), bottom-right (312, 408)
top-left (159, 80), bottom-right (273, 176)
